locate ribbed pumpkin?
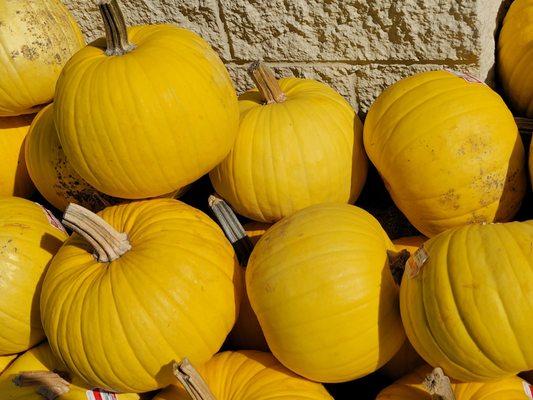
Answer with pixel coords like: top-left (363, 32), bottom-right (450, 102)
top-left (364, 70), bottom-right (526, 237)
top-left (377, 365), bottom-right (530, 400)
top-left (153, 351), bottom-right (332, 400)
top-left (0, 343), bottom-right (143, 399)
top-left (54, 0), bottom-right (238, 199)
top-left (0, 355), bottom-right (16, 375)
top-left (0, 115), bottom-right (35, 197)
top-left (401, 220), bottom-right (533, 382)
top-left (40, 199), bottom-right (241, 393)
top-left (246, 203), bottom-right (405, 382)
top-left (0, 0), bottom-right (84, 116)
top-left (498, 0), bottom-right (533, 117)
top-left (25, 104), bottom-right (118, 211)
top-left (210, 63), bottom-right (367, 223)
top-left (0, 198), bottom-right (67, 355)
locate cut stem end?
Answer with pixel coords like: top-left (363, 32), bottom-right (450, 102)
top-left (173, 359), bottom-right (216, 400)
top-left (14, 371), bottom-right (71, 400)
top-left (424, 367), bottom-right (456, 400)
top-left (99, 0), bottom-right (135, 56)
top-left (248, 61), bottom-right (287, 104)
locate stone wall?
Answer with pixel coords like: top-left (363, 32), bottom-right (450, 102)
top-left (62, 0), bottom-right (511, 114)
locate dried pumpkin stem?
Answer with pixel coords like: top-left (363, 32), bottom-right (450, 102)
top-left (98, 0), bottom-right (135, 56)
top-left (387, 249), bottom-right (411, 286)
top-left (13, 371), bottom-right (70, 400)
top-left (424, 367), bottom-right (456, 400)
top-left (62, 203), bottom-right (131, 263)
top-left (248, 61), bottom-right (287, 104)
top-left (173, 359), bottom-right (216, 400)
top-left (209, 195), bottom-right (254, 266)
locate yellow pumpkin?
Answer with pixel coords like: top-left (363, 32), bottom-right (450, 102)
top-left (25, 104), bottom-right (119, 211)
top-left (246, 203), bottom-right (404, 383)
top-left (364, 70), bottom-right (526, 237)
top-left (153, 351), bottom-right (332, 400)
top-left (498, 0), bottom-right (533, 117)
top-left (0, 197), bottom-right (67, 355)
top-left (0, 355), bottom-right (16, 375)
top-left (0, 115), bottom-right (35, 197)
top-left (392, 236), bottom-right (427, 255)
top-left (0, 0), bottom-right (84, 116)
top-left (54, 0), bottom-right (238, 199)
top-left (40, 199), bottom-right (242, 393)
top-left (0, 343), bottom-right (143, 399)
top-left (210, 63), bottom-right (367, 223)
top-left (401, 221), bottom-right (533, 382)
top-left (376, 365), bottom-right (530, 399)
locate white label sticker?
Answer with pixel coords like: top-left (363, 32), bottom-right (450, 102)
top-left (35, 203), bottom-right (67, 234)
top-left (444, 69), bottom-right (484, 84)
top-left (406, 245), bottom-right (430, 278)
top-left (524, 381), bottom-right (533, 399)
top-left (86, 389), bottom-right (118, 400)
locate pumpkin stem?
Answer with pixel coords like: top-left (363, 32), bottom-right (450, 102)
top-left (424, 367), bottom-right (456, 400)
top-left (13, 371), bottom-right (71, 400)
top-left (62, 203), bottom-right (131, 263)
top-left (387, 249), bottom-right (411, 286)
top-left (98, 0), bottom-right (135, 56)
top-left (173, 359), bottom-right (217, 400)
top-left (248, 61), bottom-right (287, 104)
top-left (208, 195), bottom-right (254, 266)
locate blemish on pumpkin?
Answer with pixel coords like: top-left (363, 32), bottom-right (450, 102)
top-left (21, 45), bottom-right (38, 61)
top-left (438, 189), bottom-right (460, 210)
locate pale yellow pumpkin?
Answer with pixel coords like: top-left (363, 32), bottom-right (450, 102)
top-left (40, 199), bottom-right (241, 393)
top-left (246, 203), bottom-right (404, 382)
top-left (364, 70), bottom-right (526, 237)
top-left (376, 365), bottom-right (530, 399)
top-left (401, 221), bottom-right (533, 382)
top-left (210, 63), bottom-right (367, 223)
top-left (0, 342), bottom-right (143, 399)
top-left (0, 115), bottom-right (35, 197)
top-left (0, 197), bottom-right (67, 355)
top-left (153, 351), bottom-right (332, 400)
top-left (0, 355), bottom-right (16, 375)
top-left (0, 0), bottom-right (84, 116)
top-left (498, 0), bottom-right (533, 117)
top-left (54, 0), bottom-right (238, 199)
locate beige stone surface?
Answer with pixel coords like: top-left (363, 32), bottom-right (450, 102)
top-left (61, 0), bottom-right (508, 113)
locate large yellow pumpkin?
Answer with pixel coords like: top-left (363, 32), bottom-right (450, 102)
top-left (0, 355), bottom-right (16, 375)
top-left (376, 365), bottom-right (530, 399)
top-left (54, 0), bottom-right (238, 199)
top-left (153, 351), bottom-right (332, 400)
top-left (364, 70), bottom-right (526, 237)
top-left (0, 198), bottom-right (67, 355)
top-left (0, 115), bottom-right (35, 197)
top-left (40, 199), bottom-right (241, 393)
top-left (498, 0), bottom-right (533, 118)
top-left (0, 343), bottom-right (143, 399)
top-left (246, 203), bottom-right (404, 382)
top-left (0, 0), bottom-right (84, 116)
top-left (401, 221), bottom-right (533, 382)
top-left (210, 63), bottom-right (367, 223)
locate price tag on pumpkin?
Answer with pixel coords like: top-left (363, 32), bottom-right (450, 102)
top-left (406, 245), bottom-right (429, 278)
top-left (524, 381), bottom-right (533, 399)
top-left (86, 389), bottom-right (118, 400)
top-left (36, 203), bottom-right (67, 234)
top-left (445, 69), bottom-right (485, 84)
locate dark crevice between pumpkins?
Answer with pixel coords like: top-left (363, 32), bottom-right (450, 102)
top-left (387, 249), bottom-right (410, 286)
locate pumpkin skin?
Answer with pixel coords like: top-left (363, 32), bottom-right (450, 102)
top-left (400, 221), bottom-right (533, 382)
top-left (364, 70), bottom-right (526, 237)
top-left (153, 351), bottom-right (332, 400)
top-left (376, 365), bottom-right (529, 399)
top-left (0, 343), bottom-right (143, 399)
top-left (498, 0), bottom-right (533, 117)
top-left (0, 115), bottom-right (35, 197)
top-left (40, 199), bottom-right (242, 393)
top-left (246, 203), bottom-right (404, 383)
top-left (0, 197), bottom-right (67, 355)
top-left (55, 22), bottom-right (239, 199)
top-left (210, 76), bottom-right (367, 223)
top-left (0, 0), bottom-right (84, 116)
top-left (0, 355), bottom-right (16, 375)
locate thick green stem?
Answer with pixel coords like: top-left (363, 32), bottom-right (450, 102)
top-left (98, 0), bottom-right (135, 56)
top-left (248, 61), bottom-right (287, 104)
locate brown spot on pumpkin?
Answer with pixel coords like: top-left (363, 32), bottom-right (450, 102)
top-left (21, 45), bottom-right (38, 60)
top-left (54, 53), bottom-right (62, 63)
top-left (466, 213), bottom-right (488, 224)
top-left (438, 189), bottom-right (460, 210)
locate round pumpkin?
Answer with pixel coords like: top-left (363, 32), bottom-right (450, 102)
top-left (0, 0), bottom-right (84, 116)
top-left (0, 115), bottom-right (35, 197)
top-left (498, 0), bottom-right (533, 117)
top-left (246, 203), bottom-right (404, 382)
top-left (54, 0), bottom-right (238, 199)
top-left (377, 365), bottom-right (530, 399)
top-left (0, 343), bottom-right (143, 399)
top-left (210, 62), bottom-right (367, 223)
top-left (40, 199), bottom-right (241, 393)
top-left (364, 70), bottom-right (526, 237)
top-left (153, 351), bottom-right (332, 400)
top-left (0, 355), bottom-right (16, 375)
top-left (0, 197), bottom-right (67, 355)
top-left (401, 220), bottom-right (533, 382)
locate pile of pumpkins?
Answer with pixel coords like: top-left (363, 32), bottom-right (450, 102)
top-left (0, 0), bottom-right (532, 399)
